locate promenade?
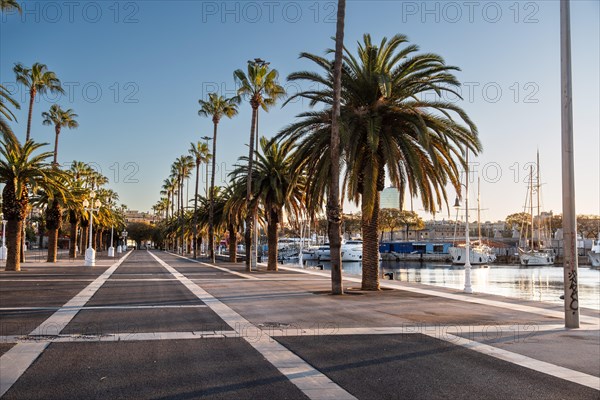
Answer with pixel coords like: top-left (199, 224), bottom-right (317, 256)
top-left (0, 250), bottom-right (598, 399)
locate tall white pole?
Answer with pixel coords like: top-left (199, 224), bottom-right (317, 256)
top-left (85, 205), bottom-right (95, 267)
top-left (560, 0), bottom-right (579, 328)
top-left (108, 225), bottom-right (115, 257)
top-left (464, 150), bottom-right (472, 293)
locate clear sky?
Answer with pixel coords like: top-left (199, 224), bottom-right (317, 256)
top-left (1, 0), bottom-right (598, 223)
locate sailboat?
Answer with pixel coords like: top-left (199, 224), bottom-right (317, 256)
top-left (518, 152), bottom-right (555, 266)
top-left (449, 176), bottom-right (497, 265)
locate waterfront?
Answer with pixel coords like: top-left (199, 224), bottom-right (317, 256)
top-left (288, 260), bottom-right (600, 310)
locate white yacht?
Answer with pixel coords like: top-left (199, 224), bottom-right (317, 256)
top-left (589, 235), bottom-right (600, 268)
top-left (301, 240), bottom-right (364, 262)
top-left (449, 242), bottom-right (496, 265)
top-left (449, 172), bottom-right (497, 265)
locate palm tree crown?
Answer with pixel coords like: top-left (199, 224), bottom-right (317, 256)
top-left (13, 62), bottom-right (64, 141)
top-left (42, 104), bottom-right (79, 165)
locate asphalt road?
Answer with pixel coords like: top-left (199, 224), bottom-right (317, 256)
top-left (0, 250), bottom-right (598, 399)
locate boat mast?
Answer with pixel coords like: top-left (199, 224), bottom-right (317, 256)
top-left (464, 149), bottom-right (472, 293)
top-left (530, 165), bottom-right (535, 251)
top-left (477, 177), bottom-right (482, 244)
top-left (536, 151), bottom-right (542, 249)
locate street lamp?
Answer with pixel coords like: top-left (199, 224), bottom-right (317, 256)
top-left (122, 230), bottom-right (128, 251)
top-left (83, 191), bottom-right (101, 267)
top-left (454, 150), bottom-right (473, 294)
top-left (0, 213), bottom-right (6, 261)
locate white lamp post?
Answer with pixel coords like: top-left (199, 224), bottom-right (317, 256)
top-left (0, 214), bottom-right (7, 261)
top-left (454, 150), bottom-right (473, 294)
top-left (83, 191), bottom-right (101, 267)
top-left (122, 230), bottom-right (128, 252)
top-left (108, 225), bottom-right (115, 257)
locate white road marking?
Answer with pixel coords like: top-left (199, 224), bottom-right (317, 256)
top-left (167, 252), bottom-right (259, 280)
top-left (0, 251), bottom-right (132, 397)
top-left (277, 265), bottom-right (600, 326)
top-left (148, 251), bottom-right (356, 400)
top-left (425, 331), bottom-right (600, 391)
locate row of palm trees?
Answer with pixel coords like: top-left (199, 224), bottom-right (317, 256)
top-left (1, 59), bottom-right (126, 271)
top-left (156, 33), bottom-right (482, 291)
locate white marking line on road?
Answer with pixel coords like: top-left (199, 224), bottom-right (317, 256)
top-left (0, 251), bottom-right (133, 398)
top-left (277, 265), bottom-right (600, 326)
top-left (167, 252), bottom-right (259, 280)
top-left (0, 305), bottom-right (207, 311)
top-left (426, 332), bottom-right (600, 391)
top-left (0, 279), bottom-right (95, 282)
top-left (148, 251), bottom-right (356, 400)
top-left (0, 330), bottom-right (237, 344)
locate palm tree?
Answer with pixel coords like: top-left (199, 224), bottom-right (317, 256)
top-left (13, 63), bottom-right (64, 142)
top-left (234, 60), bottom-right (286, 271)
top-left (171, 156), bottom-right (194, 253)
top-left (277, 34), bottom-right (481, 290)
top-left (189, 141), bottom-right (212, 259)
top-left (223, 183), bottom-right (246, 263)
top-left (231, 137), bottom-right (306, 271)
top-left (41, 104), bottom-right (79, 165)
top-left (0, 0), bottom-right (21, 13)
top-left (328, 0), bottom-right (347, 294)
top-left (0, 137), bottom-right (67, 271)
top-left (0, 84), bottom-right (20, 142)
top-left (198, 92), bottom-right (239, 263)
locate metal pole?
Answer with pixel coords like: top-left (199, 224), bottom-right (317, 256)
top-left (464, 150), bottom-right (472, 293)
top-left (84, 204), bottom-right (95, 267)
top-left (0, 218), bottom-right (6, 260)
top-left (560, 0), bottom-right (579, 328)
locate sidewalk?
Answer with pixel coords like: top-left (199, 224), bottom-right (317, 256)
top-left (0, 250), bottom-right (598, 399)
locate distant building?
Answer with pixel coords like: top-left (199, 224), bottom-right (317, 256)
top-left (380, 187), bottom-right (400, 209)
top-left (124, 210), bottom-right (158, 224)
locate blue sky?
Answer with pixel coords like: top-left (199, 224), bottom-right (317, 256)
top-left (1, 0), bottom-right (598, 222)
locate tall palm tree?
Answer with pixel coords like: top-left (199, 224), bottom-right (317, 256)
top-left (277, 34), bottom-right (481, 290)
top-left (198, 92), bottom-right (239, 263)
top-left (171, 156), bottom-right (194, 253)
top-left (189, 141), bottom-right (212, 259)
top-left (13, 63), bottom-right (64, 142)
top-left (41, 105), bottom-right (79, 165)
top-left (231, 137), bottom-right (306, 271)
top-left (328, 0), bottom-right (347, 294)
top-left (234, 60), bottom-right (286, 271)
top-left (0, 84), bottom-right (20, 142)
top-left (0, 137), bottom-right (67, 270)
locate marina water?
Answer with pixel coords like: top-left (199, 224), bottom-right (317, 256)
top-left (287, 260), bottom-right (600, 311)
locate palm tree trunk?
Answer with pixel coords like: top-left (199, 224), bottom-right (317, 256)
top-left (25, 88), bottom-right (36, 142)
top-left (193, 162), bottom-right (200, 259)
top-left (53, 125), bottom-right (61, 165)
top-left (5, 219), bottom-right (22, 271)
top-left (245, 106), bottom-right (258, 271)
top-left (47, 228), bottom-right (58, 262)
top-left (209, 120), bottom-right (218, 263)
top-left (229, 223), bottom-right (237, 263)
top-left (267, 209), bottom-right (279, 271)
top-left (46, 200), bottom-right (61, 262)
top-left (361, 192), bottom-right (380, 291)
top-left (69, 213), bottom-right (78, 258)
top-left (328, 0), bottom-right (347, 295)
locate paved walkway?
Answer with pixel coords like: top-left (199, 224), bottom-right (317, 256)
top-left (0, 250), bottom-right (598, 399)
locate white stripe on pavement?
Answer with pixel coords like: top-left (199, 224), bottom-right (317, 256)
top-left (148, 251), bottom-right (356, 400)
top-left (0, 251), bottom-right (132, 398)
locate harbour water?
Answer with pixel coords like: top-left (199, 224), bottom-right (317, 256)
top-left (286, 260), bottom-right (600, 311)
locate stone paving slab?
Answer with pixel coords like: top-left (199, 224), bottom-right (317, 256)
top-left (2, 339), bottom-right (309, 400)
top-left (276, 334), bottom-right (600, 400)
top-left (65, 307), bottom-right (231, 334)
top-left (0, 281), bottom-right (93, 308)
top-left (85, 280), bottom-right (205, 307)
